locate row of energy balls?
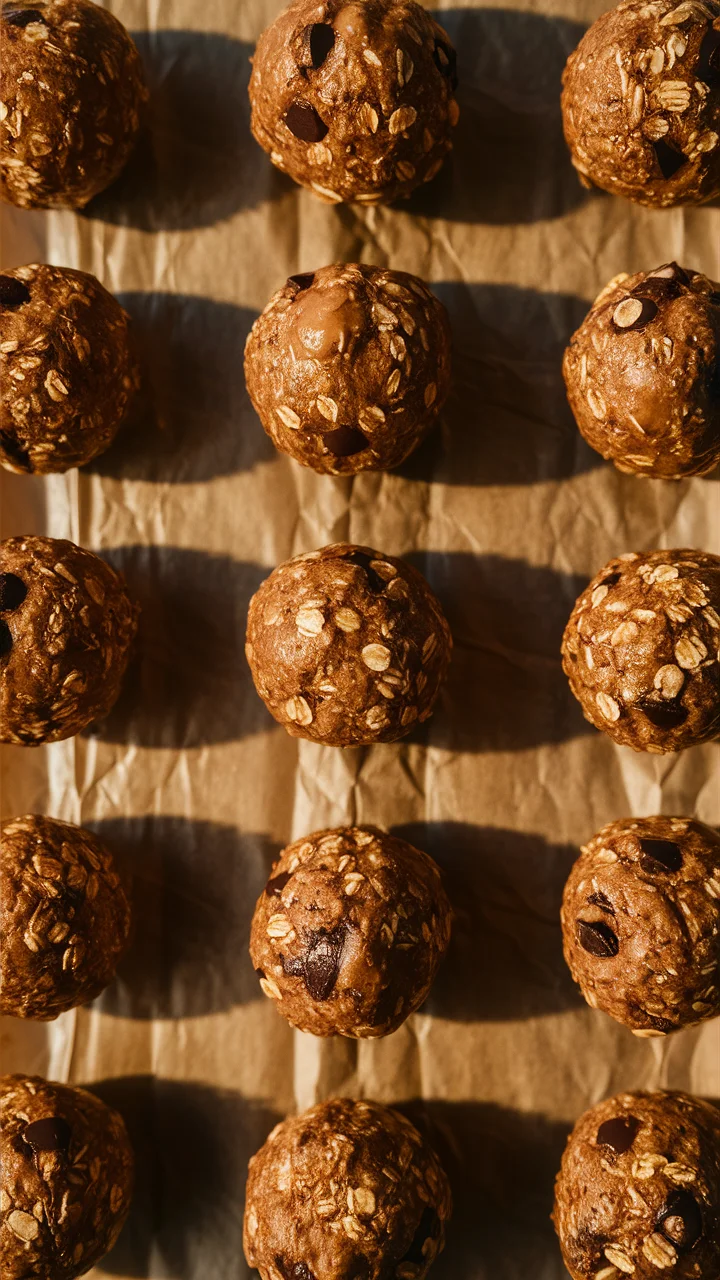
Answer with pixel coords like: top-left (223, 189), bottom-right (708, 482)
top-left (1, 0), bottom-right (720, 1279)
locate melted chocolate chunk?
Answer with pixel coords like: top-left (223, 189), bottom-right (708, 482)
top-left (0, 274), bottom-right (31, 308)
top-left (23, 1116), bottom-right (71, 1154)
top-left (432, 39), bottom-right (458, 90)
top-left (600, 571), bottom-right (622, 587)
top-left (613, 295), bottom-right (658, 331)
top-left (283, 101), bottom-right (329, 142)
top-left (697, 25), bottom-right (720, 84)
top-left (0, 573), bottom-right (27, 612)
top-left (596, 1115), bottom-right (640, 1154)
top-left (322, 425), bottom-right (368, 457)
top-left (275, 1259), bottom-right (315, 1280)
top-left (0, 620), bottom-right (12, 657)
top-left (638, 837), bottom-right (683, 874)
top-left (657, 1189), bottom-right (703, 1251)
top-left (576, 918), bottom-right (619, 958)
top-left (283, 927), bottom-right (345, 1000)
top-left (345, 551), bottom-right (385, 593)
top-left (308, 22), bottom-right (334, 68)
top-left (587, 891), bottom-right (615, 914)
top-left (638, 698), bottom-right (688, 730)
top-left (266, 870), bottom-right (292, 897)
top-left (2, 6), bottom-right (45, 25)
top-left (0, 430), bottom-right (31, 471)
top-left (642, 1012), bottom-right (676, 1034)
top-left (653, 138), bottom-right (687, 181)
top-left (287, 272), bottom-right (315, 292)
top-left (402, 1207), bottom-right (441, 1264)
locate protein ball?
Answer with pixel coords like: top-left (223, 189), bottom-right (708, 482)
top-left (0, 814), bottom-right (130, 1019)
top-left (249, 0), bottom-right (459, 205)
top-left (553, 1090), bottom-right (720, 1279)
top-left (561, 549), bottom-right (720, 753)
top-left (564, 262), bottom-right (720, 478)
top-left (562, 816), bottom-right (720, 1037)
top-left (0, 0), bottom-right (147, 210)
top-left (0, 535), bottom-right (139, 745)
top-left (245, 264), bottom-right (452, 475)
top-left (0, 264), bottom-right (139, 474)
top-left (561, 0), bottom-right (720, 208)
top-left (244, 1097), bottom-right (451, 1280)
top-left (0, 1073), bottom-right (133, 1280)
top-left (246, 543), bottom-right (452, 746)
top-left (251, 825), bottom-right (451, 1037)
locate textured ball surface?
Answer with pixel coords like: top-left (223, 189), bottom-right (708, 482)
top-left (564, 262), bottom-right (720, 478)
top-left (0, 814), bottom-right (131, 1019)
top-left (244, 1097), bottom-right (452, 1280)
top-left (562, 815), bottom-right (720, 1035)
top-left (249, 0), bottom-right (459, 204)
top-left (0, 264), bottom-right (138, 474)
top-left (245, 543), bottom-right (452, 746)
top-left (553, 1090), bottom-right (720, 1279)
top-left (0, 535), bottom-right (139, 745)
top-left (562, 0), bottom-right (720, 207)
top-left (0, 0), bottom-right (147, 209)
top-left (561, 549), bottom-right (720, 752)
top-left (0, 1073), bottom-right (133, 1280)
top-left (245, 263), bottom-right (451, 474)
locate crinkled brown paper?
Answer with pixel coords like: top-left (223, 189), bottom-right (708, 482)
top-left (1, 1), bottom-right (718, 1275)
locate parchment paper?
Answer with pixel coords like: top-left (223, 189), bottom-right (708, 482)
top-left (1, 0), bottom-right (719, 1275)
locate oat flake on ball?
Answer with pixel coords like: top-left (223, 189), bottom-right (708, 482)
top-left (244, 1097), bottom-right (452, 1280)
top-left (0, 0), bottom-right (148, 210)
top-left (245, 543), bottom-right (452, 746)
top-left (562, 0), bottom-right (720, 207)
top-left (0, 1073), bottom-right (133, 1280)
top-left (249, 0), bottom-right (459, 204)
top-left (561, 549), bottom-right (720, 752)
top-left (0, 535), bottom-right (139, 745)
top-left (564, 262), bottom-right (720, 478)
top-left (0, 264), bottom-right (139, 474)
top-left (562, 815), bottom-right (720, 1036)
top-left (245, 263), bottom-right (452, 474)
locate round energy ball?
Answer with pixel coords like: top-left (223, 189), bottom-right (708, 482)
top-left (563, 262), bottom-right (720, 478)
top-left (562, 816), bottom-right (720, 1036)
top-left (244, 1097), bottom-right (452, 1280)
top-left (553, 1090), bottom-right (720, 1279)
top-left (0, 1073), bottom-right (133, 1280)
top-left (245, 264), bottom-right (452, 475)
top-left (561, 0), bottom-right (720, 207)
top-left (249, 0), bottom-right (459, 205)
top-left (0, 814), bottom-right (131, 1019)
top-left (0, 0), bottom-right (147, 210)
top-left (251, 825), bottom-right (452, 1037)
top-left (0, 535), bottom-right (139, 745)
top-left (0, 264), bottom-right (139, 474)
top-left (245, 543), bottom-right (452, 746)
top-left (561, 549), bottom-right (720, 753)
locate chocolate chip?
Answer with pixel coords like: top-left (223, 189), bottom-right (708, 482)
top-left (697, 25), bottom-right (720, 84)
top-left (287, 272), bottom-right (315, 292)
top-left (600, 571), bottom-right (622, 587)
top-left (308, 22), bottom-right (334, 68)
top-left (638, 837), bottom-right (683, 874)
top-left (283, 101), bottom-right (329, 142)
top-left (433, 39), bottom-right (458, 90)
top-left (587, 891), bottom-right (615, 914)
top-left (2, 6), bottom-right (45, 25)
top-left (23, 1116), bottom-right (71, 1154)
top-left (401, 1207), bottom-right (441, 1264)
top-left (0, 573), bottom-right (27, 612)
top-left (642, 1012), bottom-right (677, 1034)
top-left (266, 870), bottom-right (292, 897)
top-left (612, 295), bottom-right (658, 332)
top-left (653, 138), bottom-right (687, 181)
top-left (0, 620), bottom-right (12, 657)
top-left (596, 1115), bottom-right (640, 1154)
top-left (0, 274), bottom-right (31, 308)
top-left (576, 918), bottom-right (619, 958)
top-left (345, 551), bottom-right (385, 593)
top-left (638, 698), bottom-right (688, 729)
top-left (275, 1258), bottom-right (315, 1280)
top-left (283, 927), bottom-right (345, 1001)
top-left (322, 425), bottom-right (368, 457)
top-left (657, 1189), bottom-right (703, 1251)
top-left (0, 430), bottom-right (31, 471)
